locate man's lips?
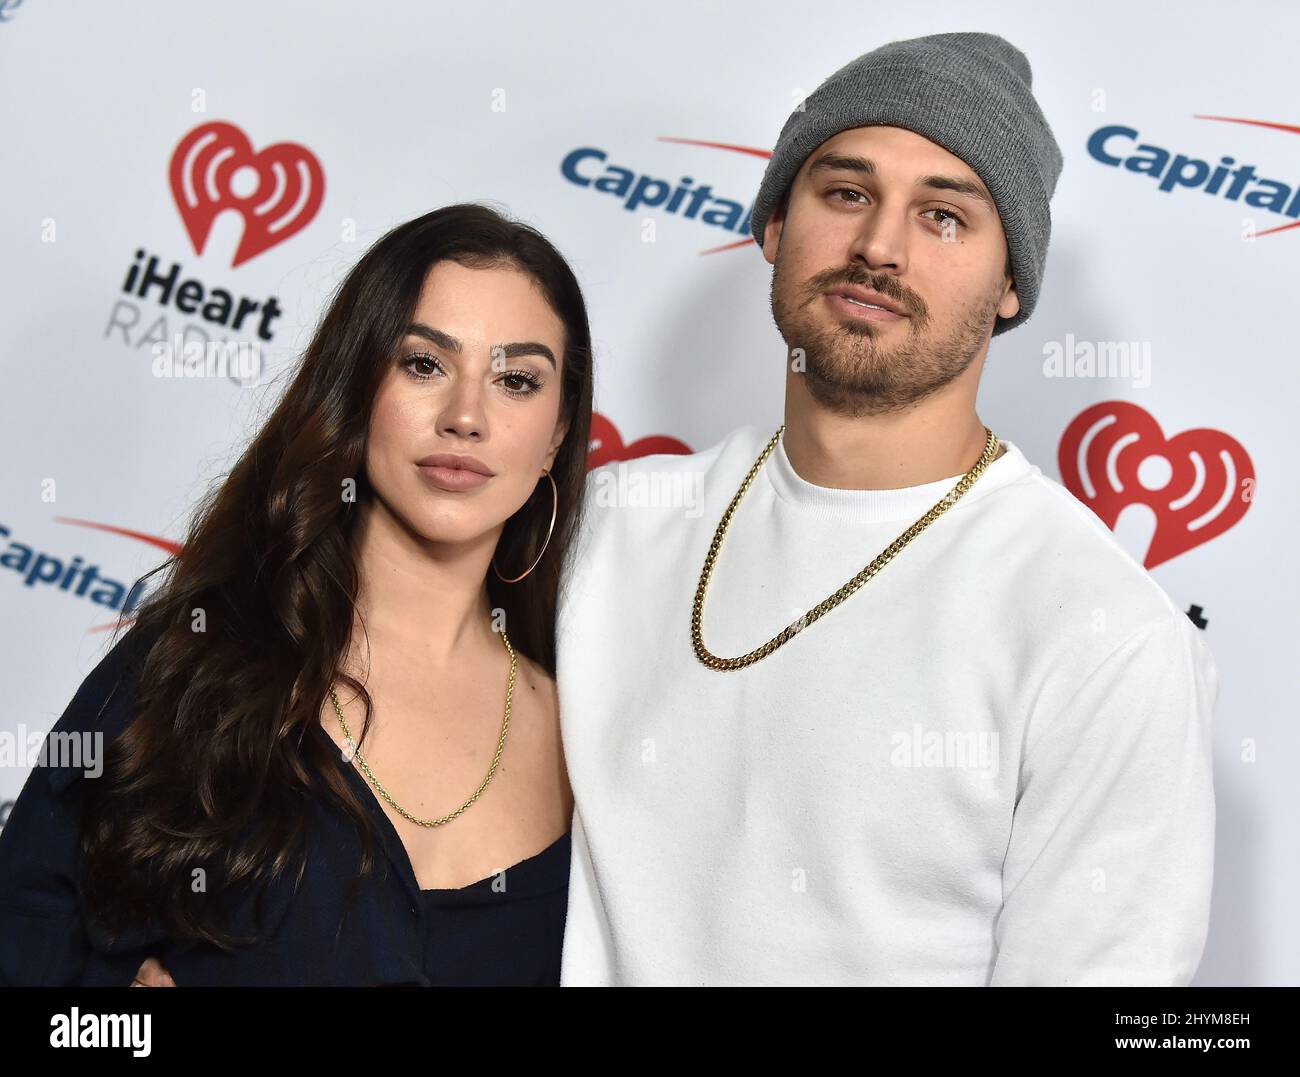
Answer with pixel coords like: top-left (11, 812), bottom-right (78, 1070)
top-left (825, 290), bottom-right (908, 323)
top-left (826, 284), bottom-right (909, 316)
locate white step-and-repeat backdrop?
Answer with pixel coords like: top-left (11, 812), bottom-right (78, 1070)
top-left (1, 0), bottom-right (1295, 985)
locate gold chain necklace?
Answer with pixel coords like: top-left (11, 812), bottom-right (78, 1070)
top-left (328, 627), bottom-right (516, 827)
top-left (691, 425), bottom-right (1001, 671)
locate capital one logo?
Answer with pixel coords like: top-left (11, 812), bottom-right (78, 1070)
top-left (1058, 401), bottom-right (1254, 568)
top-left (169, 120), bottom-right (325, 267)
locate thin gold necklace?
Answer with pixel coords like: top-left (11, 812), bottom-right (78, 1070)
top-left (691, 425), bottom-right (1001, 671)
top-left (328, 627), bottom-right (516, 827)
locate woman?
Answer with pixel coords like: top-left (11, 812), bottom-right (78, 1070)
top-left (0, 203), bottom-right (594, 985)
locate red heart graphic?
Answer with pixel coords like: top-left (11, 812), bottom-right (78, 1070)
top-left (168, 120), bottom-right (325, 268)
top-left (588, 412), bottom-right (692, 469)
top-left (1058, 400), bottom-right (1254, 568)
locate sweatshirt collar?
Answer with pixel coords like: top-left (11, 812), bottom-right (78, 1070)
top-left (762, 426), bottom-right (1034, 523)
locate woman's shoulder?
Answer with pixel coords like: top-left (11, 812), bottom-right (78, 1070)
top-left (43, 620), bottom-right (161, 794)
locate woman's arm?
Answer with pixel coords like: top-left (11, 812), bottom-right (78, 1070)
top-left (0, 773), bottom-right (93, 984)
top-left (0, 626), bottom-right (153, 985)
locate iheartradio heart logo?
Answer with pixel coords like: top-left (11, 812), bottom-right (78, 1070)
top-left (168, 120), bottom-right (324, 267)
top-left (1058, 401), bottom-right (1254, 569)
top-left (588, 412), bottom-right (691, 469)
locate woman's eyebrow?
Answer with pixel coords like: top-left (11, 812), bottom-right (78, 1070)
top-left (406, 323), bottom-right (462, 352)
top-left (495, 341), bottom-right (556, 368)
top-left (406, 324), bottom-right (555, 368)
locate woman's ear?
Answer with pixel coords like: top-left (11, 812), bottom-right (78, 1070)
top-left (546, 414), bottom-right (570, 471)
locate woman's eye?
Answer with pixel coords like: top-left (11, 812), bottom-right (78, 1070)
top-left (399, 352), bottom-right (443, 381)
top-left (499, 371), bottom-right (543, 397)
top-left (399, 353), bottom-right (542, 396)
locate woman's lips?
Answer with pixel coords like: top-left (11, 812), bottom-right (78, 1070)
top-left (416, 464), bottom-right (492, 491)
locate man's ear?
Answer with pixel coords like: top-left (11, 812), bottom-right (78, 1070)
top-left (997, 250), bottom-right (1020, 321)
top-left (998, 277), bottom-right (1021, 322)
top-left (761, 194), bottom-right (788, 264)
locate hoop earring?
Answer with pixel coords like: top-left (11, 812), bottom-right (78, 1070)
top-left (492, 468), bottom-right (558, 584)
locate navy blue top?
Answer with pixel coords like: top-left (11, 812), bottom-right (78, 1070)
top-left (0, 625), bottom-right (571, 986)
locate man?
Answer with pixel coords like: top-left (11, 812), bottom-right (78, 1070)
top-left (556, 32), bottom-right (1217, 985)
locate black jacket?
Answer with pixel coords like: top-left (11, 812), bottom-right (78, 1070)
top-left (0, 626), bottom-right (570, 985)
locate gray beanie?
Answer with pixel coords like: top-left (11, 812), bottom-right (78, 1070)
top-left (750, 32), bottom-right (1063, 336)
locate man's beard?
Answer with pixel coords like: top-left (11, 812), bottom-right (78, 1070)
top-left (769, 255), bottom-right (1003, 418)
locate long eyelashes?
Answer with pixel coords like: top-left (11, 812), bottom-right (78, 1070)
top-left (398, 352), bottom-right (543, 398)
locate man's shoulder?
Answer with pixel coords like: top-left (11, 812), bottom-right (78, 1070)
top-left (584, 423), bottom-right (770, 485)
top-left (577, 423), bottom-right (769, 529)
top-left (994, 461), bottom-right (1190, 631)
top-left (559, 425), bottom-right (768, 609)
top-left (983, 458), bottom-right (1218, 728)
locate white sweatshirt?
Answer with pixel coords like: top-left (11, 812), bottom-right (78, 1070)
top-left (555, 424), bottom-right (1218, 986)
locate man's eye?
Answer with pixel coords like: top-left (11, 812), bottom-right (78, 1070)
top-left (828, 189), bottom-right (967, 230)
top-left (927, 208), bottom-right (967, 228)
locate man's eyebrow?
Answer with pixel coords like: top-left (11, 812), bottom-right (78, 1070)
top-left (405, 324), bottom-right (556, 369)
top-left (806, 152), bottom-right (996, 211)
top-left (916, 173), bottom-right (996, 212)
top-left (807, 152), bottom-right (879, 180)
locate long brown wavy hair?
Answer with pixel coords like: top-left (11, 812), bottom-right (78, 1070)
top-left (80, 203), bottom-right (594, 948)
